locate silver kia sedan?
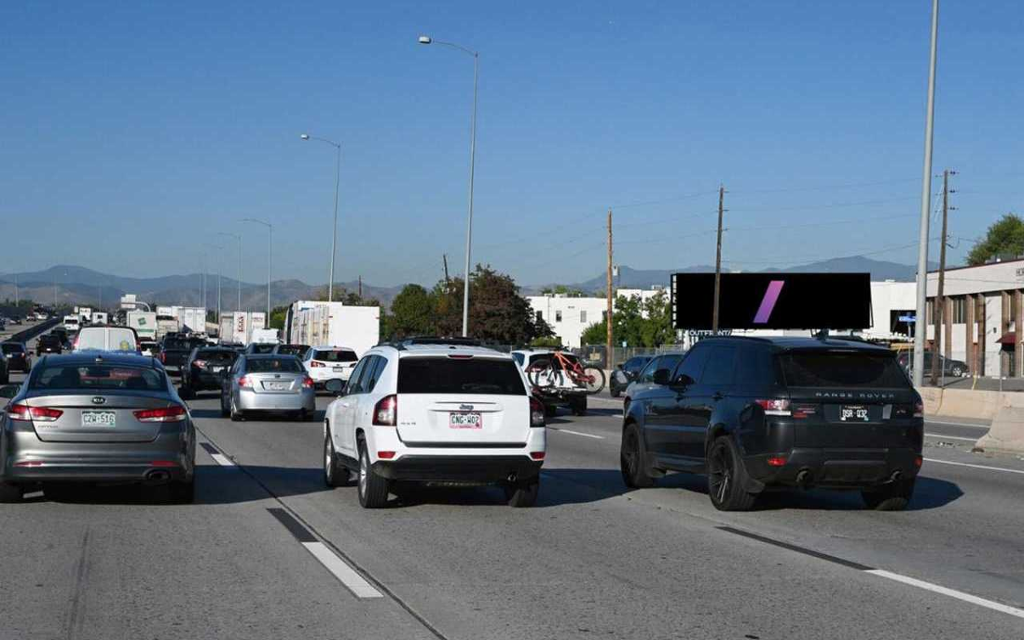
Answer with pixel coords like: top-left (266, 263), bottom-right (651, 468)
top-left (220, 354), bottom-right (316, 421)
top-left (0, 352), bottom-right (196, 503)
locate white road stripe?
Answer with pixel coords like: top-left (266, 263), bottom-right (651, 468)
top-left (866, 569), bottom-right (1024, 620)
top-left (924, 434), bottom-right (977, 442)
top-left (924, 458), bottom-right (1024, 475)
top-left (301, 542), bottom-right (383, 599)
top-left (210, 453), bottom-right (236, 467)
top-left (551, 428), bottom-right (604, 440)
top-left (925, 419), bottom-right (990, 429)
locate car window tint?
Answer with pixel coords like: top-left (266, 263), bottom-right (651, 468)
top-left (779, 352), bottom-right (911, 388)
top-left (277, 345), bottom-right (310, 357)
top-left (674, 347), bottom-right (709, 383)
top-left (398, 357), bottom-right (526, 395)
top-left (736, 346), bottom-right (778, 386)
top-left (512, 353), bottom-right (524, 367)
top-left (366, 357), bottom-right (388, 393)
top-left (700, 346), bottom-right (737, 387)
top-left (347, 357), bottom-right (373, 394)
top-left (313, 350), bottom-right (357, 363)
top-left (638, 356), bottom-right (660, 383)
top-left (245, 358), bottom-right (304, 373)
top-left (657, 355), bottom-right (682, 379)
top-left (197, 350), bottom-right (236, 364)
top-left (33, 364), bottom-right (165, 391)
top-left (2, 344), bottom-right (24, 354)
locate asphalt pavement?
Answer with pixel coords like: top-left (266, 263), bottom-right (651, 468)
top-left (2, 333), bottom-right (1024, 639)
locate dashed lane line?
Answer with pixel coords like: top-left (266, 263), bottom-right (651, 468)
top-left (548, 427), bottom-right (605, 440)
top-left (200, 442), bottom-right (237, 467)
top-left (924, 458), bottom-right (1024, 475)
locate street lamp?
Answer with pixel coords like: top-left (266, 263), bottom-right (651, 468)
top-left (204, 243), bottom-right (224, 327)
top-left (242, 218), bottom-right (272, 322)
top-left (300, 133), bottom-right (342, 302)
top-left (217, 232), bottom-right (242, 313)
top-left (419, 34), bottom-right (479, 338)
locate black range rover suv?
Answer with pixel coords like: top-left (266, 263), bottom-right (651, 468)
top-left (620, 336), bottom-right (923, 511)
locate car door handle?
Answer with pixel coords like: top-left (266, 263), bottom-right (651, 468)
top-left (341, 402), bottom-right (351, 408)
top-left (712, 392), bottom-right (724, 402)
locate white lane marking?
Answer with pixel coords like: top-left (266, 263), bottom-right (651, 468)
top-left (301, 542), bottom-right (383, 599)
top-left (924, 434), bottom-right (977, 442)
top-left (210, 453), bottom-right (236, 467)
top-left (925, 419), bottom-right (990, 429)
top-left (550, 428), bottom-right (604, 440)
top-left (866, 569), bottom-right (1024, 620)
top-left (924, 458), bottom-right (1024, 475)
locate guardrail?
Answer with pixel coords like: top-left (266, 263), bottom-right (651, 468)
top-left (6, 317), bottom-right (62, 344)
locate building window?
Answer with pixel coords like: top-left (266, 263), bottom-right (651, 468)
top-left (555, 310), bottom-right (562, 323)
top-left (952, 297), bottom-right (966, 324)
top-left (536, 310), bottom-right (543, 322)
top-left (580, 310), bottom-right (587, 324)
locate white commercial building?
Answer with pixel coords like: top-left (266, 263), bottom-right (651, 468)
top-left (527, 295), bottom-right (609, 349)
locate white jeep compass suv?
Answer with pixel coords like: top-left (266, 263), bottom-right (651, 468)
top-left (322, 340), bottom-right (546, 508)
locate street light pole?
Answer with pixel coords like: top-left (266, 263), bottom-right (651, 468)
top-left (218, 232), bottom-right (242, 312)
top-left (242, 218), bottom-right (273, 322)
top-left (419, 35), bottom-right (479, 337)
top-left (300, 134), bottom-right (342, 302)
top-left (204, 243), bottom-right (224, 329)
top-left (912, 0), bottom-right (940, 388)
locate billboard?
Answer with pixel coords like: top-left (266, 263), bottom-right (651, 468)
top-left (671, 272), bottom-right (872, 330)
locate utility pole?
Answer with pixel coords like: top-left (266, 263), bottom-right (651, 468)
top-left (14, 272), bottom-right (18, 306)
top-left (712, 185), bottom-right (725, 332)
top-left (358, 275), bottom-right (363, 299)
top-left (606, 208), bottom-right (613, 369)
top-left (930, 169), bottom-right (954, 385)
top-left (443, 254), bottom-right (451, 290)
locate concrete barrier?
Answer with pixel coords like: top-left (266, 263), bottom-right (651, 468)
top-left (920, 387), bottom-right (943, 416)
top-left (935, 388), bottom-right (1000, 421)
top-left (976, 393), bottom-right (1024, 455)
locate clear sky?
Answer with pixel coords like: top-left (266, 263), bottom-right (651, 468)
top-left (1, 1), bottom-right (1022, 288)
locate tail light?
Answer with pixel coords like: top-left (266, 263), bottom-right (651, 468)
top-left (302, 376), bottom-right (314, 389)
top-left (530, 396), bottom-right (545, 427)
top-left (193, 360), bottom-right (207, 369)
top-left (134, 406), bottom-right (188, 422)
top-left (310, 361), bottom-right (325, 368)
top-left (530, 451), bottom-right (545, 460)
top-left (756, 399), bottom-right (791, 416)
top-left (237, 375), bottom-right (252, 389)
top-left (160, 352), bottom-right (166, 364)
top-left (73, 336), bottom-right (80, 350)
top-left (373, 395), bottom-right (397, 426)
top-left (791, 404), bottom-right (817, 419)
top-left (9, 404), bottom-right (63, 422)
top-left (913, 401), bottom-right (924, 418)
top-left (767, 456), bottom-right (788, 467)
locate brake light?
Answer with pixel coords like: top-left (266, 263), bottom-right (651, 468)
top-left (310, 361), bottom-right (325, 368)
top-left (133, 406), bottom-right (188, 422)
top-left (792, 404), bottom-right (817, 419)
top-left (302, 376), bottom-right (314, 389)
top-left (914, 456), bottom-right (923, 468)
top-left (377, 451), bottom-right (396, 460)
top-left (530, 451), bottom-right (545, 460)
top-left (9, 404), bottom-right (63, 422)
top-left (237, 375), bottom-right (252, 389)
top-left (767, 456), bottom-right (787, 467)
top-left (756, 399), bottom-right (791, 416)
top-left (373, 395), bottom-right (397, 426)
top-left (913, 401), bottom-right (924, 418)
top-left (530, 396), bottom-right (545, 427)
top-left (193, 360), bottom-right (207, 369)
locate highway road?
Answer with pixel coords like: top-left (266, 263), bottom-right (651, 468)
top-left (2, 332), bottom-right (1023, 639)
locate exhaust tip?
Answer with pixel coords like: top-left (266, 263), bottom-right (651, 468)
top-left (145, 470), bottom-right (171, 484)
top-left (890, 470), bottom-right (902, 482)
top-left (795, 468), bottom-right (812, 488)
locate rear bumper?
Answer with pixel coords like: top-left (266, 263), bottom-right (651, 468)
top-left (236, 389), bottom-right (316, 412)
top-left (372, 455), bottom-right (543, 484)
top-left (188, 371), bottom-right (226, 390)
top-left (745, 447), bottom-right (922, 490)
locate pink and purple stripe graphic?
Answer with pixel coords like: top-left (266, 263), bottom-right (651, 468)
top-left (753, 280), bottom-right (785, 324)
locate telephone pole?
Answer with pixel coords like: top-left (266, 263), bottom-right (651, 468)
top-left (443, 254), bottom-right (451, 289)
top-left (712, 186), bottom-right (725, 332)
top-left (358, 275), bottom-right (363, 299)
top-left (930, 169), bottom-right (954, 385)
top-left (606, 209), bottom-right (614, 368)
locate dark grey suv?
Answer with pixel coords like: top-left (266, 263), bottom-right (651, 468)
top-left (621, 336), bottom-right (923, 511)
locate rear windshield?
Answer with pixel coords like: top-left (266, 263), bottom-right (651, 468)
top-left (312, 350), bottom-right (357, 363)
top-left (32, 364), bottom-right (166, 391)
top-left (277, 345), bottom-right (310, 357)
top-left (249, 343), bottom-right (276, 354)
top-left (163, 339), bottom-right (191, 350)
top-left (246, 358), bottom-right (303, 373)
top-left (196, 350), bottom-right (236, 364)
top-left (398, 357), bottom-right (526, 395)
top-left (2, 344), bottom-right (24, 354)
top-left (39, 336), bottom-right (60, 345)
top-left (779, 351), bottom-right (911, 389)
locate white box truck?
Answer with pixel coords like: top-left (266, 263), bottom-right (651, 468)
top-left (219, 311), bottom-right (267, 344)
top-left (77, 307), bottom-right (93, 324)
top-left (91, 311), bottom-right (109, 325)
top-left (285, 301), bottom-right (380, 356)
top-left (127, 311), bottom-right (158, 341)
top-left (174, 307), bottom-right (207, 334)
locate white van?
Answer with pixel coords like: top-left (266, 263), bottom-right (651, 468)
top-left (73, 326), bottom-right (140, 353)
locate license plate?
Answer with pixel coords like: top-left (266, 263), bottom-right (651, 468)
top-left (840, 405), bottom-right (869, 422)
top-left (449, 412), bottom-right (482, 429)
top-left (266, 382), bottom-right (289, 391)
top-left (211, 366), bottom-right (224, 372)
top-left (82, 411), bottom-right (116, 427)
top-left (333, 366), bottom-right (345, 372)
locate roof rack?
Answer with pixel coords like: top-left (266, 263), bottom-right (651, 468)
top-left (379, 336), bottom-right (483, 350)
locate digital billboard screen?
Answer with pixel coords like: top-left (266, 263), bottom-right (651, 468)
top-left (671, 272), bottom-right (872, 330)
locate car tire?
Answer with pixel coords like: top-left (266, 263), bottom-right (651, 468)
top-left (862, 479), bottom-right (915, 511)
top-left (0, 481), bottom-right (23, 503)
top-left (303, 408), bottom-right (317, 422)
top-left (169, 478), bottom-right (196, 504)
top-left (544, 404), bottom-right (558, 418)
top-left (505, 481), bottom-right (539, 508)
top-left (357, 439), bottom-right (389, 509)
top-left (610, 386), bottom-right (620, 398)
top-left (706, 436), bottom-right (757, 512)
top-left (220, 393), bottom-right (230, 418)
top-left (229, 398), bottom-right (244, 422)
top-left (570, 397), bottom-right (587, 416)
top-left (951, 365), bottom-right (964, 377)
top-left (323, 431), bottom-right (347, 488)
top-left (620, 422), bottom-right (654, 489)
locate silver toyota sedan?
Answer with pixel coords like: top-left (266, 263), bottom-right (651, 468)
top-left (0, 351), bottom-right (196, 503)
top-left (220, 354), bottom-right (316, 421)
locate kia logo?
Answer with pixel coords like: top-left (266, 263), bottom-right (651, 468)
top-left (91, 397), bottom-right (106, 405)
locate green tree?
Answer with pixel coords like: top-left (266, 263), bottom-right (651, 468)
top-left (967, 213), bottom-right (1024, 266)
top-left (268, 305), bottom-right (289, 331)
top-left (434, 265), bottom-right (544, 345)
top-left (581, 292), bottom-right (674, 348)
top-left (388, 284), bottom-right (436, 339)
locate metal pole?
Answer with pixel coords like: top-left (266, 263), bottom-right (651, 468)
top-left (460, 52), bottom-right (479, 337)
top-left (329, 145), bottom-right (340, 302)
top-left (913, 0), bottom-right (940, 388)
top-left (713, 186), bottom-right (725, 332)
top-left (237, 234), bottom-right (242, 313)
top-left (267, 224), bottom-right (272, 321)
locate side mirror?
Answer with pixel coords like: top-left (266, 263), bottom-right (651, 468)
top-left (673, 373), bottom-right (696, 388)
top-left (652, 369), bottom-right (672, 386)
top-left (616, 363), bottom-right (624, 370)
top-left (324, 379), bottom-right (347, 396)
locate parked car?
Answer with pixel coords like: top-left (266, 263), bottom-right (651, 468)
top-left (220, 354), bottom-right (316, 421)
top-left (273, 343), bottom-right (311, 358)
top-left (73, 325), bottom-right (140, 353)
top-left (1, 342), bottom-right (31, 373)
top-left (243, 342), bottom-right (277, 355)
top-left (323, 341), bottom-right (545, 508)
top-left (622, 352), bottom-right (685, 409)
top-left (511, 348), bottom-right (588, 416)
top-left (621, 336), bottom-right (923, 512)
top-left (0, 352), bottom-right (196, 503)
top-left (302, 346), bottom-right (358, 389)
top-left (35, 334), bottom-right (64, 357)
top-left (179, 347), bottom-right (239, 398)
top-left (896, 351), bottom-right (968, 378)
top-left (609, 355), bottom-right (654, 398)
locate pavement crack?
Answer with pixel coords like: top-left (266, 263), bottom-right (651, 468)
top-left (65, 527), bottom-right (92, 640)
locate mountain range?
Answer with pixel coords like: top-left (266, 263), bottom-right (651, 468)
top-left (0, 256), bottom-right (935, 310)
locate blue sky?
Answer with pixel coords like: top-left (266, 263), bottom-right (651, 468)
top-left (1, 1), bottom-right (1022, 287)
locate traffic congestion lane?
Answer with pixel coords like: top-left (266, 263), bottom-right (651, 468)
top-left (181, 393), bottom-right (1024, 639)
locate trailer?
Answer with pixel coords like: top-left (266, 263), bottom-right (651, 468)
top-left (91, 311), bottom-right (109, 325)
top-left (126, 311), bottom-right (158, 341)
top-left (219, 311), bottom-right (267, 345)
top-left (285, 301), bottom-right (379, 357)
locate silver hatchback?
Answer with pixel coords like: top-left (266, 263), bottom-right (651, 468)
top-left (0, 352), bottom-right (196, 503)
top-left (220, 354), bottom-right (316, 421)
